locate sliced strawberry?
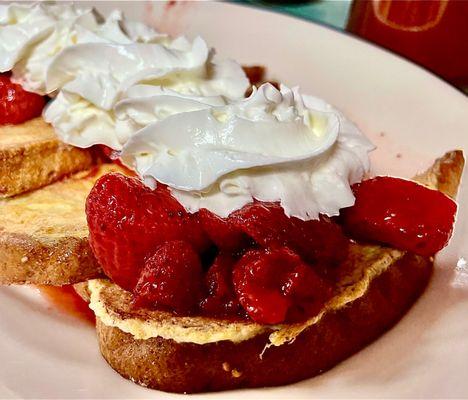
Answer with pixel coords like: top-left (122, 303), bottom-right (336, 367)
top-left (199, 252), bottom-right (242, 317)
top-left (198, 208), bottom-right (249, 252)
top-left (86, 173), bottom-right (209, 291)
top-left (232, 247), bottom-right (330, 324)
top-left (341, 176), bottom-right (457, 256)
top-left (229, 202), bottom-right (349, 266)
top-left (133, 240), bottom-right (203, 314)
top-left (282, 262), bottom-right (331, 322)
top-left (0, 73), bottom-right (45, 125)
top-left (236, 286), bottom-right (290, 325)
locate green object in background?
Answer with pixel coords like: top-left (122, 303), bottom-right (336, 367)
top-left (236, 0), bottom-right (352, 30)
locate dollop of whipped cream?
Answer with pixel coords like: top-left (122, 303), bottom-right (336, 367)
top-left (120, 84), bottom-right (374, 220)
top-left (1, 3), bottom-right (374, 221)
top-left (0, 2), bottom-right (249, 150)
top-left (0, 3), bottom-right (166, 93)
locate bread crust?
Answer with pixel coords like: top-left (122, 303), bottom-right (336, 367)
top-left (0, 118), bottom-right (96, 197)
top-left (0, 233), bottom-right (101, 285)
top-left (0, 164), bottom-right (126, 285)
top-left (97, 253), bottom-right (432, 393)
top-left (414, 149), bottom-right (464, 199)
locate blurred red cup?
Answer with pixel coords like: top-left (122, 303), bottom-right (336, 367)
top-left (347, 0), bottom-right (468, 91)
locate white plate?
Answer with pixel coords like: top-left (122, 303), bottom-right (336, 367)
top-left (1, 2), bottom-right (468, 398)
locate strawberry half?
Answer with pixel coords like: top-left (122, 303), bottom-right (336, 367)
top-left (232, 247), bottom-right (330, 324)
top-left (200, 252), bottom-right (242, 317)
top-left (0, 73), bottom-right (45, 125)
top-left (86, 173), bottom-right (209, 291)
top-left (133, 240), bottom-right (203, 314)
top-left (198, 208), bottom-right (249, 252)
top-left (341, 177), bottom-right (457, 256)
top-left (229, 202), bottom-right (349, 266)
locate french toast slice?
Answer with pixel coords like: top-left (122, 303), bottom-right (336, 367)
top-left (0, 117), bottom-right (96, 197)
top-left (0, 163), bottom-right (127, 285)
top-left (85, 150), bottom-right (464, 393)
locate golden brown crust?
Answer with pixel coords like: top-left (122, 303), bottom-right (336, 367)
top-left (0, 233), bottom-right (101, 285)
top-left (0, 164), bottom-right (126, 285)
top-left (97, 253), bottom-right (432, 393)
top-left (0, 118), bottom-right (96, 197)
top-left (414, 150), bottom-right (465, 199)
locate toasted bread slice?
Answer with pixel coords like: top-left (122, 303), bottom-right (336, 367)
top-left (86, 150), bottom-right (464, 393)
top-left (0, 164), bottom-right (127, 285)
top-left (0, 117), bottom-right (96, 197)
top-left (94, 252), bottom-right (431, 393)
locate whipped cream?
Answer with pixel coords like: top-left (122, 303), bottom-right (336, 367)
top-left (1, 3), bottom-right (374, 221)
top-left (121, 84), bottom-right (374, 220)
top-left (0, 2), bottom-right (249, 150)
top-left (0, 3), bottom-right (167, 94)
top-left (44, 36), bottom-right (248, 149)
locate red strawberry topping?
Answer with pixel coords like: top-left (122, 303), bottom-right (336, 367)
top-left (282, 262), bottom-right (332, 322)
top-left (133, 240), bottom-right (203, 314)
top-left (232, 247), bottom-right (330, 324)
top-left (229, 202), bottom-right (349, 266)
top-left (341, 177), bottom-right (457, 256)
top-left (0, 73), bottom-right (45, 125)
top-left (87, 171), bottom-right (456, 324)
top-left (86, 173), bottom-right (209, 291)
top-left (200, 252), bottom-right (242, 317)
top-left (198, 208), bottom-right (249, 252)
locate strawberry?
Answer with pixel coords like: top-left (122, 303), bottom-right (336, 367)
top-left (0, 73), bottom-right (45, 125)
top-left (341, 176), bottom-right (457, 256)
top-left (232, 247), bottom-right (330, 324)
top-left (198, 208), bottom-right (249, 252)
top-left (282, 262), bottom-right (331, 322)
top-left (229, 202), bottom-right (349, 266)
top-left (133, 241), bottom-right (203, 314)
top-left (199, 252), bottom-right (242, 317)
top-left (86, 173), bottom-right (209, 291)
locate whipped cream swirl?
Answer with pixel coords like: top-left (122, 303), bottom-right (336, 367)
top-left (44, 36), bottom-right (248, 149)
top-left (0, 2), bottom-right (249, 150)
top-left (121, 84), bottom-right (374, 220)
top-left (0, 3), bottom-right (166, 93)
top-left (1, 3), bottom-right (374, 221)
